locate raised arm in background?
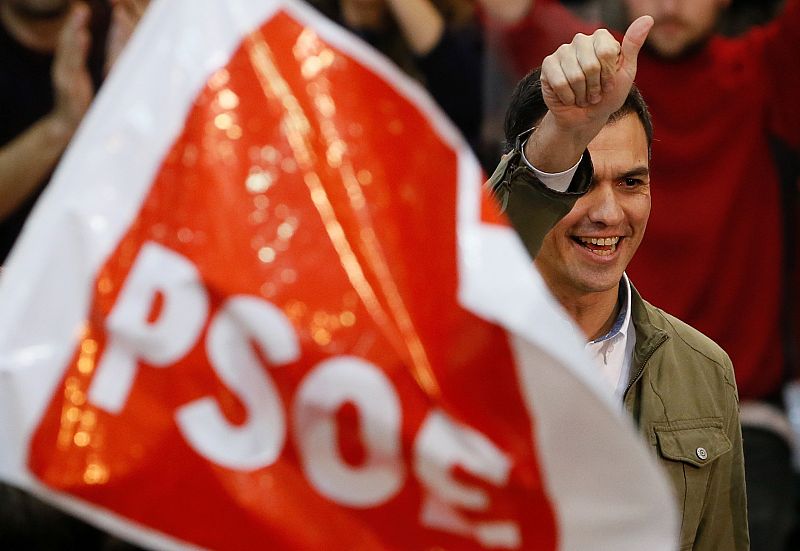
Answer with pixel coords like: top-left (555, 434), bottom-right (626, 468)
top-left (0, 2), bottom-right (92, 222)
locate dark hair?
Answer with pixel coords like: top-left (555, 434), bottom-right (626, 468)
top-left (503, 68), bottom-right (653, 155)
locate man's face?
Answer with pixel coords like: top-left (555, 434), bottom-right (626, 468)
top-left (6, 0), bottom-right (71, 19)
top-left (535, 114), bottom-right (651, 301)
top-left (624, 0), bottom-right (730, 58)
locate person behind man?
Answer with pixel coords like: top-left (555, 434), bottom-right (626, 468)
top-left (488, 16), bottom-right (748, 550)
top-left (0, 0), bottom-right (146, 265)
top-left (478, 1), bottom-right (800, 548)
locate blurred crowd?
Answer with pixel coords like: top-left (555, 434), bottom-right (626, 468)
top-left (1, 0), bottom-right (799, 549)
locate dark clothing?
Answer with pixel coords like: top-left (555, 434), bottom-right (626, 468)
top-left (742, 426), bottom-right (796, 551)
top-left (0, 2), bottom-right (108, 263)
top-left (415, 24), bottom-right (483, 154)
top-left (0, 482), bottom-right (140, 550)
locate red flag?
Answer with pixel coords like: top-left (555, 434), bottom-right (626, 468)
top-left (0, 1), bottom-right (677, 549)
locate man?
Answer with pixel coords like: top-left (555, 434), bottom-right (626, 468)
top-left (489, 17), bottom-right (748, 550)
top-left (478, 0), bottom-right (800, 548)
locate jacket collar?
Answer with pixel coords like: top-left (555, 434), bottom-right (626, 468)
top-left (625, 282), bottom-right (670, 395)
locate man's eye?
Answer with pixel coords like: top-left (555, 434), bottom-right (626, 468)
top-left (622, 178), bottom-right (641, 187)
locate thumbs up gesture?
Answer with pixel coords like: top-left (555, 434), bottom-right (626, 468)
top-left (541, 16), bottom-right (653, 130)
top-left (522, 16), bottom-right (653, 173)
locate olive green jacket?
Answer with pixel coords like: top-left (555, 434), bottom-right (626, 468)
top-left (488, 149), bottom-right (749, 551)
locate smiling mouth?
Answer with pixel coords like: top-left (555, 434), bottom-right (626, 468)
top-left (571, 236), bottom-right (621, 257)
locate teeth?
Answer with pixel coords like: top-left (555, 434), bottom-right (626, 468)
top-left (576, 236), bottom-right (620, 255)
top-left (578, 236), bottom-right (620, 246)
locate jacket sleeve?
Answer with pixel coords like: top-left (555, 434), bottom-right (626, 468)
top-left (485, 145), bottom-right (593, 259)
top-left (693, 360), bottom-right (750, 551)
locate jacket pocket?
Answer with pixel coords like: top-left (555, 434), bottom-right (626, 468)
top-left (652, 418), bottom-right (732, 550)
top-left (654, 420), bottom-right (732, 467)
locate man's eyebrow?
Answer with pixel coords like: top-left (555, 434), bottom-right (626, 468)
top-left (618, 166), bottom-right (650, 180)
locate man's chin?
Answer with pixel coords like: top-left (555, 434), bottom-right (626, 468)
top-left (643, 33), bottom-right (710, 61)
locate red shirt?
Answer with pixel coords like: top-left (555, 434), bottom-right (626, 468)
top-left (501, 0), bottom-right (800, 400)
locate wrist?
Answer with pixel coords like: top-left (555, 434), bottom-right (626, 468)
top-left (524, 111), bottom-right (604, 171)
top-left (42, 112), bottom-right (77, 148)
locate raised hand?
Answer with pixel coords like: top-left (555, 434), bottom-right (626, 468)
top-left (106, 0), bottom-right (151, 72)
top-left (523, 16), bottom-right (653, 173)
top-left (50, 2), bottom-right (94, 137)
top-left (540, 15), bottom-right (653, 131)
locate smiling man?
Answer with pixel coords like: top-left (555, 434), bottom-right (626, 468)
top-left (489, 17), bottom-right (748, 550)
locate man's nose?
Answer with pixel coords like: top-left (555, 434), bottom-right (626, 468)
top-left (586, 184), bottom-right (624, 226)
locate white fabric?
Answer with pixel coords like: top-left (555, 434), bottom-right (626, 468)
top-left (585, 275), bottom-right (636, 403)
top-left (519, 138), bottom-right (581, 192)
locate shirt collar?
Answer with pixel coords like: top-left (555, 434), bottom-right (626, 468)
top-left (589, 273), bottom-right (632, 344)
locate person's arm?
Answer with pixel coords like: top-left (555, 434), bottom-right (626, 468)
top-left (385, 0), bottom-right (484, 149)
top-left (488, 17), bottom-right (653, 258)
top-left (0, 2), bottom-right (93, 222)
top-left (477, 0), bottom-right (534, 26)
top-left (383, 0), bottom-right (444, 56)
top-left (692, 361), bottom-right (750, 551)
top-left (105, 0), bottom-right (150, 73)
top-left (480, 0), bottom-right (597, 79)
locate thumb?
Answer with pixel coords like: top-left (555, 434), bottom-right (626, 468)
top-left (620, 15), bottom-right (653, 74)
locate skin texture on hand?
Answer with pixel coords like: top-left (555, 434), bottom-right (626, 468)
top-left (525, 15), bottom-right (653, 173)
top-left (50, 1), bottom-right (93, 134)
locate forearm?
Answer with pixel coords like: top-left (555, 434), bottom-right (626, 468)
top-left (524, 111), bottom-right (603, 172)
top-left (476, 0), bottom-right (533, 25)
top-left (0, 116), bottom-right (72, 222)
top-left (383, 0), bottom-right (444, 56)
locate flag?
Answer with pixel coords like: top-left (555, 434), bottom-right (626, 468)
top-left (0, 1), bottom-right (677, 549)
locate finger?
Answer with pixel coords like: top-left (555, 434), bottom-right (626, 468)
top-left (620, 15), bottom-right (654, 76)
top-left (541, 53), bottom-right (576, 107)
top-left (557, 44), bottom-right (589, 107)
top-left (574, 33), bottom-right (602, 104)
top-left (592, 28), bottom-right (620, 93)
top-left (56, 3), bottom-right (91, 70)
top-left (132, 0), bottom-right (150, 19)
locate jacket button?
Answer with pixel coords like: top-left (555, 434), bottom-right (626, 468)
top-left (696, 447), bottom-right (708, 460)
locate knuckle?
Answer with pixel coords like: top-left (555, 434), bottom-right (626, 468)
top-left (596, 43), bottom-right (620, 58)
top-left (547, 72), bottom-right (569, 90)
top-left (562, 66), bottom-right (585, 84)
top-left (573, 32), bottom-right (590, 44)
top-left (556, 43), bottom-right (573, 56)
top-left (593, 28), bottom-right (613, 39)
top-left (580, 59), bottom-right (601, 75)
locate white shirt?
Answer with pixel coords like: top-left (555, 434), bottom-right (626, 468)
top-left (585, 274), bottom-right (636, 403)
